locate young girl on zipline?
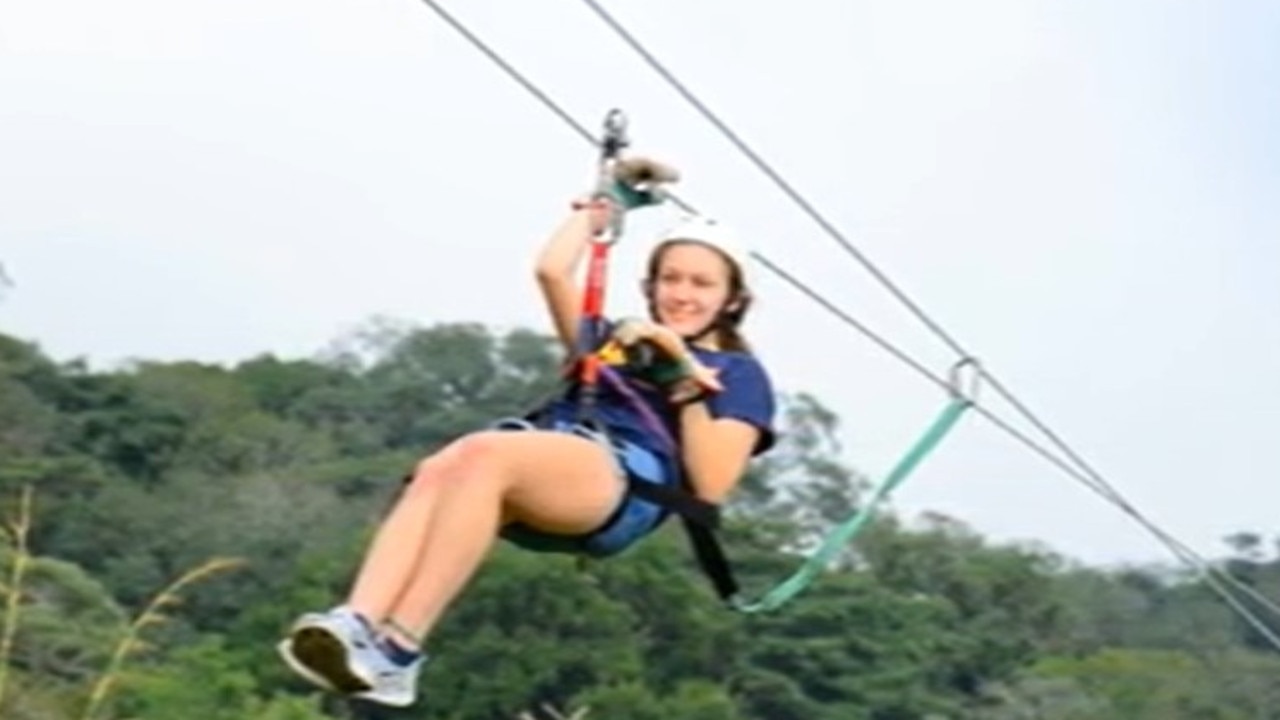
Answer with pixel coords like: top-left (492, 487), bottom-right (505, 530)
top-left (276, 173), bottom-right (778, 708)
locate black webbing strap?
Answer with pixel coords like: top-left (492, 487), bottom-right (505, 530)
top-left (625, 475), bottom-right (741, 604)
top-left (624, 476), bottom-right (719, 529)
top-left (679, 514), bottom-right (741, 602)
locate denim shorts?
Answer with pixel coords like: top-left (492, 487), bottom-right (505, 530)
top-left (489, 416), bottom-right (674, 558)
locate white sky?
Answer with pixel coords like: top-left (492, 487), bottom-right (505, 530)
top-left (2, 0), bottom-right (1278, 568)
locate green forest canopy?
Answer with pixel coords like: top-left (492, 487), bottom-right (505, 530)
top-left (0, 318), bottom-right (1278, 719)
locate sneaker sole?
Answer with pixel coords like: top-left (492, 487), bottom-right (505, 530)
top-left (276, 638), bottom-right (336, 692)
top-left (353, 687), bottom-right (417, 708)
top-left (289, 626), bottom-right (373, 694)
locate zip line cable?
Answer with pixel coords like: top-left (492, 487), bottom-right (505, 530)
top-left (412, 0), bottom-right (1280, 646)
top-left (574, 0), bottom-right (1140, 509)
top-left (571, 0), bottom-right (1280, 629)
top-left (574, 0), bottom-right (971, 361)
top-left (418, 0), bottom-right (1280, 632)
top-left (763, 249), bottom-right (1280, 633)
top-left (570, 2), bottom-right (1139, 502)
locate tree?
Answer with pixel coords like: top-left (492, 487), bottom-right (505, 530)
top-left (1, 321), bottom-right (1279, 719)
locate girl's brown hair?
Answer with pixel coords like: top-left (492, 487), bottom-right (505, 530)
top-left (644, 241), bottom-right (754, 353)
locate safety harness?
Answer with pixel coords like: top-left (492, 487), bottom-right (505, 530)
top-left (530, 110), bottom-right (977, 612)
top-left (476, 109), bottom-right (737, 602)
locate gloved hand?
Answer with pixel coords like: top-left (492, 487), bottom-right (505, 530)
top-left (609, 318), bottom-right (722, 403)
top-left (605, 157), bottom-right (680, 211)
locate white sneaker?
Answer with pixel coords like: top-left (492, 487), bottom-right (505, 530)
top-left (278, 607), bottom-right (427, 707)
top-left (352, 651), bottom-right (427, 708)
top-left (279, 608), bottom-right (379, 694)
top-left (276, 635), bottom-right (335, 692)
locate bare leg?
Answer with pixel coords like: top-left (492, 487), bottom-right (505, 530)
top-left (278, 429), bottom-right (623, 706)
top-left (344, 442), bottom-right (474, 624)
top-left (378, 430), bottom-right (623, 647)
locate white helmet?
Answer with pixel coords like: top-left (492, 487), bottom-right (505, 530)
top-left (650, 215), bottom-right (752, 286)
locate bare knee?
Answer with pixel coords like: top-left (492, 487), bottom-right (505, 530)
top-left (405, 432), bottom-right (510, 496)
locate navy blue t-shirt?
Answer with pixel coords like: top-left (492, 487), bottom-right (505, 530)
top-left (542, 338), bottom-right (777, 468)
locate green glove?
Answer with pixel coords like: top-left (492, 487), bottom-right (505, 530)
top-left (638, 353), bottom-right (695, 386)
top-left (607, 157), bottom-right (680, 211)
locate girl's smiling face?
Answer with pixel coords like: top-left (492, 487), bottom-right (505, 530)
top-left (648, 241), bottom-right (738, 341)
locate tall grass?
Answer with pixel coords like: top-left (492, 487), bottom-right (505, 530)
top-left (0, 483), bottom-right (33, 709)
top-left (0, 483), bottom-right (247, 720)
top-left (81, 555), bottom-right (247, 720)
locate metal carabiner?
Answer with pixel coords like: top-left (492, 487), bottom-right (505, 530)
top-left (948, 356), bottom-right (983, 405)
top-left (592, 108), bottom-right (630, 244)
top-left (600, 108), bottom-right (629, 161)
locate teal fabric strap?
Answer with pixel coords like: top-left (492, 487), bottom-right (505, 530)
top-left (729, 396), bottom-right (972, 613)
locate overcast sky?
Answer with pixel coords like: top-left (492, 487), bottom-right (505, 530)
top-left (2, 0), bottom-right (1277, 569)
